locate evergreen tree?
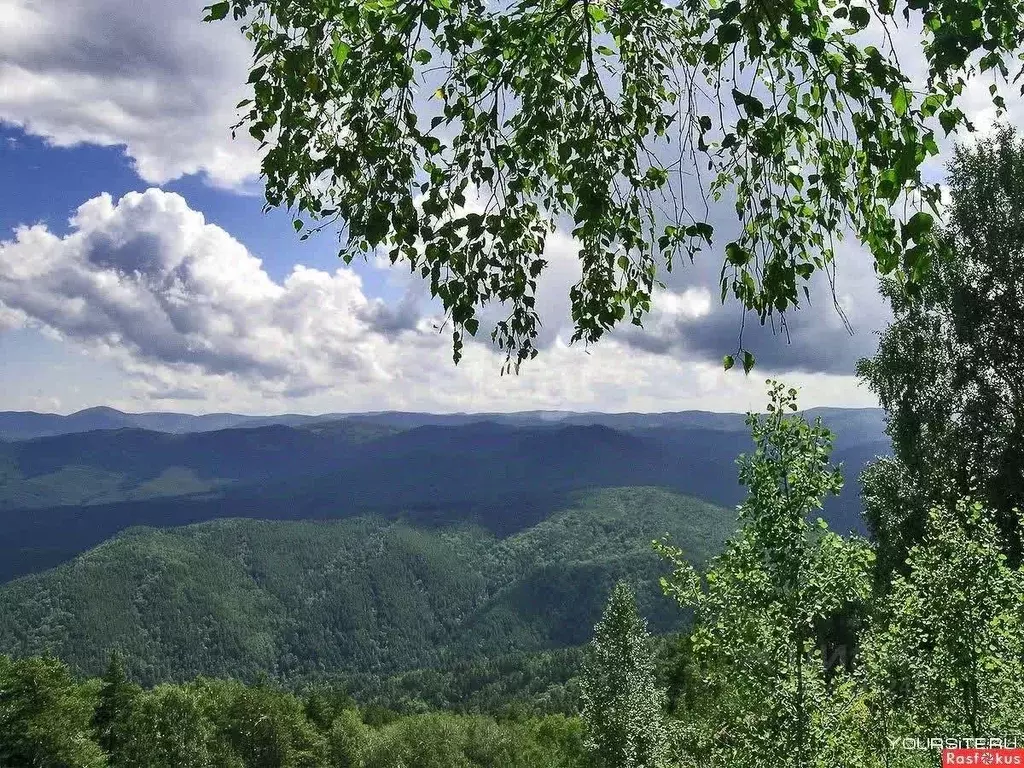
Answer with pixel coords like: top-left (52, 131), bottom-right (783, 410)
top-left (92, 651), bottom-right (139, 758)
top-left (580, 581), bottom-right (668, 768)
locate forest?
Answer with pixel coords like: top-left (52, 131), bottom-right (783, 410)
top-left (6, 126), bottom-right (1024, 766)
top-left (4, 0), bottom-right (1024, 759)
top-left (0, 488), bottom-right (732, 684)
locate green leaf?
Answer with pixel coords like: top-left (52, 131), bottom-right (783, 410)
top-left (726, 242), bottom-right (749, 266)
top-left (849, 6), bottom-right (870, 28)
top-left (891, 88), bottom-right (909, 117)
top-left (902, 211), bottom-right (933, 243)
top-left (723, 354), bottom-right (735, 371)
top-left (717, 23), bottom-right (741, 44)
top-left (742, 350), bottom-right (755, 374)
top-left (203, 1), bottom-right (229, 21)
top-left (333, 40), bottom-right (351, 66)
top-left (731, 89), bottom-right (764, 119)
top-left (939, 109), bottom-right (960, 135)
top-left (702, 42), bottom-right (722, 64)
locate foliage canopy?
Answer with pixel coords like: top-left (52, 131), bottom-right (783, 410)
top-left (206, 0), bottom-right (1023, 370)
top-left (858, 125), bottom-right (1024, 584)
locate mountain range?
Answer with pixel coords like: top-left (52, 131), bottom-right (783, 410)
top-left (0, 405), bottom-right (885, 441)
top-left (0, 487), bottom-right (731, 684)
top-left (0, 408), bottom-right (889, 583)
top-left (0, 405), bottom-right (891, 691)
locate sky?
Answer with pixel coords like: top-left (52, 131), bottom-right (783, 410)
top-left (0, 0), bottom-right (1018, 416)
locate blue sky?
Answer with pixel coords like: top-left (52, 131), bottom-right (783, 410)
top-left (0, 0), bottom-right (1009, 415)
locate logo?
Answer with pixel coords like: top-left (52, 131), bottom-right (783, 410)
top-left (943, 749), bottom-right (1024, 766)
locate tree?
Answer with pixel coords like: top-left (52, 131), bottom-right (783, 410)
top-left (0, 655), bottom-right (107, 768)
top-left (580, 581), bottom-right (668, 768)
top-left (327, 708), bottom-right (369, 767)
top-left (115, 685), bottom-right (214, 768)
top-left (92, 651), bottom-right (140, 758)
top-left (858, 125), bottom-right (1024, 586)
top-left (862, 497), bottom-right (1024, 746)
top-left (656, 381), bottom-right (874, 767)
top-left (204, 0), bottom-right (1023, 370)
top-left (223, 684), bottom-right (327, 768)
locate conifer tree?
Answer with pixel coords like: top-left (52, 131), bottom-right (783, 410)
top-left (93, 650), bottom-right (139, 758)
top-left (580, 581), bottom-right (668, 768)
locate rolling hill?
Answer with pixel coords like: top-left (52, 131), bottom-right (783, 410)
top-left (0, 487), bottom-right (732, 685)
top-left (0, 415), bottom-right (888, 582)
top-left (0, 419), bottom-right (399, 511)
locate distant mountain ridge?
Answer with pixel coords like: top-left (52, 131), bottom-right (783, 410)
top-left (0, 406), bottom-right (350, 440)
top-left (0, 412), bottom-right (889, 583)
top-left (0, 404), bottom-right (885, 440)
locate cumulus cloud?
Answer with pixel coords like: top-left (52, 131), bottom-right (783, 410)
top-left (0, 189), bottom-right (879, 413)
top-left (0, 303), bottom-right (25, 332)
top-left (0, 0), bottom-right (259, 187)
top-left (612, 241), bottom-right (889, 375)
top-left (0, 189), bottom-right (441, 399)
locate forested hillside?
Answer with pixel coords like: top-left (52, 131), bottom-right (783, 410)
top-left (0, 413), bottom-right (886, 582)
top-left (0, 488), bottom-right (732, 685)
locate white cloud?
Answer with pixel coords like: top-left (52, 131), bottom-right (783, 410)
top-left (0, 0), bottom-right (259, 187)
top-left (0, 189), bottom-right (439, 398)
top-left (0, 189), bottom-right (877, 414)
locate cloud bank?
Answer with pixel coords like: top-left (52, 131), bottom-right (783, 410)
top-left (0, 189), bottom-right (880, 413)
top-left (0, 0), bottom-right (259, 187)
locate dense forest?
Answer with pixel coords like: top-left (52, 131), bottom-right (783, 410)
top-left (0, 488), bottom-right (732, 684)
top-left (0, 654), bottom-right (590, 767)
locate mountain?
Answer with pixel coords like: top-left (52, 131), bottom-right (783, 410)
top-left (0, 405), bottom-right (884, 440)
top-left (0, 419), bottom-right (400, 511)
top-left (0, 415), bottom-right (887, 583)
top-left (0, 406), bottom-right (358, 441)
top-left (0, 487), bottom-right (732, 685)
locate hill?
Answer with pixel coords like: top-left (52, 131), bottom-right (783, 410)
top-left (0, 417), bottom-right (885, 582)
top-left (0, 487), bottom-right (732, 685)
top-left (0, 419), bottom-right (400, 511)
top-left (0, 405), bottom-right (884, 440)
top-left (0, 406), bottom-right (357, 441)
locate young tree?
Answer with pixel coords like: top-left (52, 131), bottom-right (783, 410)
top-left (656, 381), bottom-right (874, 768)
top-left (862, 498), bottom-right (1024, 743)
top-left (580, 581), bottom-right (668, 768)
top-left (858, 125), bottom-right (1024, 585)
top-left (203, 0), bottom-right (1023, 370)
